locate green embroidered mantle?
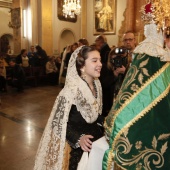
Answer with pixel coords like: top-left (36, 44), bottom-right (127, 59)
top-left (103, 53), bottom-right (170, 170)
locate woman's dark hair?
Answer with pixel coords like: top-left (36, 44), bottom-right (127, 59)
top-left (78, 38), bottom-right (89, 46)
top-left (48, 56), bottom-right (55, 61)
top-left (76, 45), bottom-right (97, 76)
top-left (20, 49), bottom-right (27, 55)
top-left (35, 45), bottom-right (42, 52)
top-left (71, 42), bottom-right (78, 52)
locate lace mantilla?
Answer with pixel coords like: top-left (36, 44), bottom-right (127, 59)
top-left (134, 23), bottom-right (165, 57)
top-left (34, 46), bottom-right (102, 170)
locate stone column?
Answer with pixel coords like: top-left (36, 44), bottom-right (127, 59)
top-left (41, 0), bottom-right (53, 55)
top-left (81, 0), bottom-right (87, 38)
top-left (30, 0), bottom-right (39, 46)
top-left (12, 0), bottom-right (21, 55)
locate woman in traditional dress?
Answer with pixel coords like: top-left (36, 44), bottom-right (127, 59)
top-left (34, 45), bottom-right (104, 170)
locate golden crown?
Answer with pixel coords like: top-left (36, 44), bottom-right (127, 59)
top-left (140, 0), bottom-right (170, 30)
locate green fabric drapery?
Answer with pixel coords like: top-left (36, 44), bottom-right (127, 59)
top-left (103, 53), bottom-right (170, 170)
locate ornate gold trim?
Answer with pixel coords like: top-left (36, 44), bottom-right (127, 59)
top-left (114, 161), bottom-right (126, 170)
top-left (105, 62), bottom-right (170, 169)
top-left (114, 132), bottom-right (169, 170)
top-left (107, 151), bottom-right (114, 170)
top-left (105, 62), bottom-right (170, 143)
top-left (112, 63), bottom-right (170, 150)
top-left (114, 83), bottom-right (170, 144)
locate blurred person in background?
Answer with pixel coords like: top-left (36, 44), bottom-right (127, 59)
top-left (78, 38), bottom-right (89, 47)
top-left (61, 42), bottom-right (78, 80)
top-left (35, 45), bottom-right (48, 68)
top-left (122, 31), bottom-right (136, 65)
top-left (46, 56), bottom-right (59, 85)
top-left (0, 59), bottom-right (7, 92)
top-left (16, 49), bottom-right (29, 67)
top-left (8, 59), bottom-right (25, 92)
top-left (95, 35), bottom-right (110, 65)
top-left (99, 46), bottom-right (127, 117)
top-left (28, 45), bottom-right (40, 67)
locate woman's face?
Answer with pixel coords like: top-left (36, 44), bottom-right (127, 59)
top-left (82, 50), bottom-right (102, 80)
top-left (72, 45), bottom-right (78, 52)
top-left (23, 50), bottom-right (27, 57)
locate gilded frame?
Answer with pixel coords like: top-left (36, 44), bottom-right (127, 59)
top-left (94, 0), bottom-right (116, 35)
top-left (57, 0), bottom-right (77, 23)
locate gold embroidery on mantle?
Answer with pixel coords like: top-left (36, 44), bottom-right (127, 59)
top-left (107, 151), bottom-right (114, 170)
top-left (138, 58), bottom-right (150, 84)
top-left (112, 63), bottom-right (170, 151)
top-left (105, 63), bottom-right (170, 169)
top-left (105, 62), bottom-right (170, 141)
top-left (115, 132), bottom-right (170, 170)
top-left (109, 54), bottom-right (149, 108)
top-left (105, 55), bottom-right (150, 133)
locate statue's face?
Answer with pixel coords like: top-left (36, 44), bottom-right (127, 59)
top-left (95, 0), bottom-right (103, 12)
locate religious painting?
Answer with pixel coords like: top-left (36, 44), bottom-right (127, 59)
top-left (57, 0), bottom-right (77, 23)
top-left (94, 0), bottom-right (116, 35)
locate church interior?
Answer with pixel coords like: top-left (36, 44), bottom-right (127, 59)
top-left (0, 0), bottom-right (161, 169)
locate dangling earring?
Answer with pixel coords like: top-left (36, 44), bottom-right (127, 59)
top-left (81, 69), bottom-right (86, 80)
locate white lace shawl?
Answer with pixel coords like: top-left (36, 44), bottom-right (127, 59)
top-left (134, 23), bottom-right (165, 57)
top-left (34, 46), bottom-right (102, 170)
